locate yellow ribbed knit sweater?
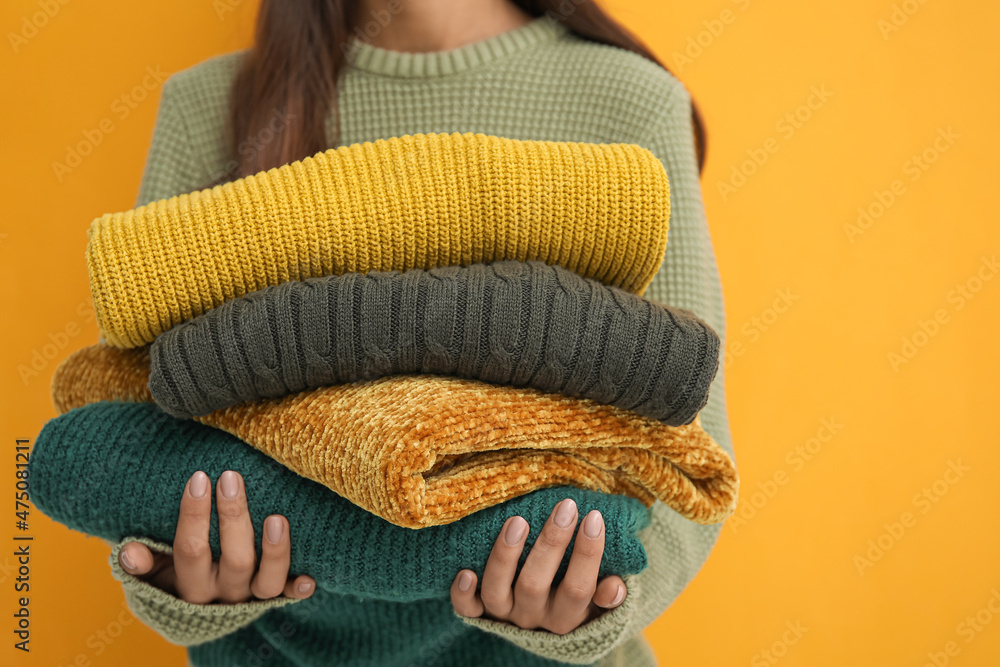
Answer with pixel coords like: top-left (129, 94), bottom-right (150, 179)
top-left (87, 132), bottom-right (670, 348)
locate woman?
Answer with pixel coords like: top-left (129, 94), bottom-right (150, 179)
top-left (111, 0), bottom-right (734, 664)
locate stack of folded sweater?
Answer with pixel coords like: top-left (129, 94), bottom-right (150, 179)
top-left (29, 132), bottom-right (738, 666)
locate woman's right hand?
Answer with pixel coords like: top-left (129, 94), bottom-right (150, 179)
top-left (116, 470), bottom-right (316, 604)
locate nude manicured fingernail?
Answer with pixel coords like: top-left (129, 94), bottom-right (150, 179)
top-left (297, 581), bottom-right (314, 594)
top-left (458, 571), bottom-right (474, 592)
top-left (583, 510), bottom-right (604, 538)
top-left (120, 547), bottom-right (135, 571)
top-left (504, 517), bottom-right (528, 546)
top-left (189, 471), bottom-right (209, 498)
top-left (220, 471), bottom-right (239, 499)
top-left (554, 499), bottom-right (577, 528)
top-left (611, 584), bottom-right (625, 606)
top-left (264, 516), bottom-right (284, 544)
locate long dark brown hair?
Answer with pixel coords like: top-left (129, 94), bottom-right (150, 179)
top-left (220, 0), bottom-right (707, 185)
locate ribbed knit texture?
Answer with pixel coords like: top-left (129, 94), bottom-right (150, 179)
top-left (52, 345), bottom-right (738, 528)
top-left (148, 261), bottom-right (719, 424)
top-left (28, 403), bottom-right (649, 666)
top-left (188, 592), bottom-right (578, 666)
top-left (91, 131), bottom-right (670, 348)
top-left (114, 14), bottom-right (735, 666)
top-left (105, 534), bottom-right (655, 665)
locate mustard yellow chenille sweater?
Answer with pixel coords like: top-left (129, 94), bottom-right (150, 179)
top-left (51, 345), bottom-right (738, 529)
top-left (88, 131), bottom-right (670, 348)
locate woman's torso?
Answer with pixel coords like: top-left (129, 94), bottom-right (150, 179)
top-left (139, 16), bottom-right (684, 208)
top-left (158, 16), bottom-right (682, 667)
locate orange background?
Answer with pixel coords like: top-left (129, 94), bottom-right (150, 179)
top-left (2, 0), bottom-right (998, 665)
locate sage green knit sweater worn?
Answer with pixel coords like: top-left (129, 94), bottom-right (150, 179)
top-left (118, 14), bottom-right (734, 667)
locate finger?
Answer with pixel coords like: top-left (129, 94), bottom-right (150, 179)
top-left (119, 541), bottom-right (154, 576)
top-left (120, 541), bottom-right (177, 594)
top-left (592, 575), bottom-right (627, 609)
top-left (172, 471), bottom-right (217, 604)
top-left (215, 470), bottom-right (257, 602)
top-left (283, 574), bottom-right (317, 599)
top-left (511, 498), bottom-right (577, 626)
top-left (550, 509), bottom-right (605, 629)
top-left (479, 515), bottom-right (529, 619)
top-left (250, 515), bottom-right (292, 599)
top-left (450, 569), bottom-right (484, 618)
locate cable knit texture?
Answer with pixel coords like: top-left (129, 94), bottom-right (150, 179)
top-left (89, 131), bottom-right (670, 348)
top-left (148, 260), bottom-right (719, 423)
top-left (102, 14), bottom-right (736, 666)
top-left (52, 344), bottom-right (738, 528)
top-left (30, 401), bottom-right (650, 664)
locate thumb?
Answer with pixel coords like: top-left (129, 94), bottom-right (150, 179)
top-left (118, 541), bottom-right (153, 576)
top-left (119, 542), bottom-right (176, 592)
top-left (592, 575), bottom-right (627, 609)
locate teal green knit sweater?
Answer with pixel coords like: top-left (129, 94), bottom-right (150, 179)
top-left (107, 14), bottom-right (734, 667)
top-left (29, 401), bottom-right (653, 666)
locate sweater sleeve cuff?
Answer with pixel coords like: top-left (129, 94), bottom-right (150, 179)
top-left (455, 572), bottom-right (640, 665)
top-left (108, 535), bottom-right (302, 647)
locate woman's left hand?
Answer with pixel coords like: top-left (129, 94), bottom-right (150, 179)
top-left (450, 498), bottom-right (627, 635)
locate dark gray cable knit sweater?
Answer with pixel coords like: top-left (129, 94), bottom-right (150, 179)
top-left (149, 261), bottom-right (720, 423)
